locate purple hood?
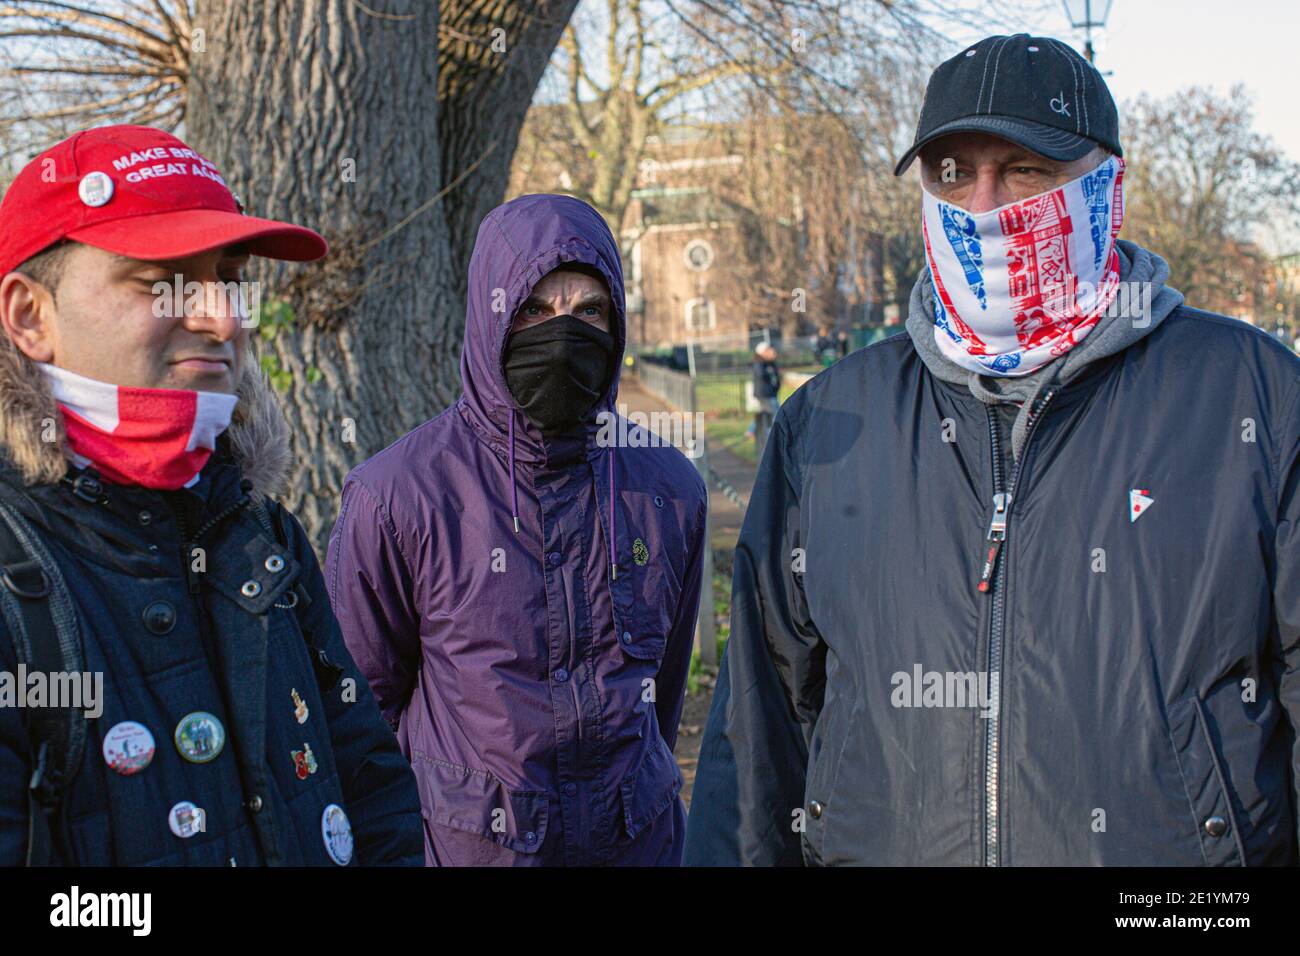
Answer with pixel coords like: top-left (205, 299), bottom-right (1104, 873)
top-left (459, 193), bottom-right (627, 571)
top-left (459, 192), bottom-right (627, 456)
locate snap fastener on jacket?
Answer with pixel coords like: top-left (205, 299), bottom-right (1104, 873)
top-left (265, 555), bottom-right (285, 573)
top-left (71, 473), bottom-right (103, 502)
top-left (654, 495), bottom-right (664, 508)
top-left (621, 631), bottom-right (632, 644)
top-left (525, 831), bottom-right (538, 844)
top-left (141, 600), bottom-right (176, 635)
top-left (562, 782), bottom-right (577, 796)
top-left (809, 800), bottom-right (824, 819)
top-left (247, 794), bottom-right (263, 813)
top-left (553, 668), bottom-right (569, 683)
top-left (547, 551), bottom-right (561, 566)
top-left (137, 509), bottom-right (152, 525)
top-left (241, 580), bottom-right (262, 598)
top-left (1204, 815), bottom-right (1228, 837)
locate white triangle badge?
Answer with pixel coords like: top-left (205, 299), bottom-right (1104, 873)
top-left (1129, 489), bottom-right (1154, 523)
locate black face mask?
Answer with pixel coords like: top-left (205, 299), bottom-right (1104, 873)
top-left (503, 314), bottom-right (615, 434)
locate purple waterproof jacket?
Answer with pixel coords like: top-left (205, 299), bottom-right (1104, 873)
top-left (326, 194), bottom-right (707, 866)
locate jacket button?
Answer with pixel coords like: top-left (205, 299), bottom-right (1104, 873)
top-left (562, 782), bottom-right (577, 796)
top-left (547, 551), bottom-right (561, 566)
top-left (264, 555), bottom-right (285, 573)
top-left (241, 580), bottom-right (262, 598)
top-left (1204, 815), bottom-right (1228, 837)
top-left (137, 509), bottom-right (152, 525)
top-left (247, 794), bottom-right (263, 813)
top-left (809, 800), bottom-right (824, 819)
top-left (553, 668), bottom-right (569, 683)
top-left (525, 831), bottom-right (538, 844)
top-left (141, 600), bottom-right (176, 635)
top-left (653, 495), bottom-right (664, 507)
top-left (621, 631), bottom-right (632, 644)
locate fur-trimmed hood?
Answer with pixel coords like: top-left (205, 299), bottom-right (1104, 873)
top-left (0, 335), bottom-right (291, 497)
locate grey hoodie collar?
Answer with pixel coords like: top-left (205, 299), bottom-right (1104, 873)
top-left (906, 238), bottom-right (1185, 460)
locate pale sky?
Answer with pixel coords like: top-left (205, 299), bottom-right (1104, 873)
top-left (944, 0), bottom-right (1300, 162)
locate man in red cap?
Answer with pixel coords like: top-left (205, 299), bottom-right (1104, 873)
top-left (0, 125), bottom-right (423, 865)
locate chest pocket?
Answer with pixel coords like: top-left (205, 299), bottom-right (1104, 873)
top-left (613, 489), bottom-right (692, 661)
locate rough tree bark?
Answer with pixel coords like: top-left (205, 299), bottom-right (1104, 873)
top-left (187, 0), bottom-right (576, 550)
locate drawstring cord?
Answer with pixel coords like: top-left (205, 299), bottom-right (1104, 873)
top-left (503, 407), bottom-right (617, 583)
top-left (608, 444), bottom-right (616, 580)
top-left (508, 409), bottom-right (520, 533)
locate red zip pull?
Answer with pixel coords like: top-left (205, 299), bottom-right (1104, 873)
top-left (977, 492), bottom-right (1012, 593)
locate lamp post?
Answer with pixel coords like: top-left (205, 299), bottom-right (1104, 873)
top-left (1062, 0), bottom-right (1113, 65)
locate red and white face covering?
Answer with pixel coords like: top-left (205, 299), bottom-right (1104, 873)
top-left (38, 363), bottom-right (238, 490)
top-left (921, 155), bottom-right (1126, 376)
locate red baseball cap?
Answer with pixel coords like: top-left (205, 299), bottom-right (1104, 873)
top-left (0, 124), bottom-right (327, 278)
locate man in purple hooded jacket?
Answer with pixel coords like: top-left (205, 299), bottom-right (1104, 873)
top-left (326, 194), bottom-right (707, 866)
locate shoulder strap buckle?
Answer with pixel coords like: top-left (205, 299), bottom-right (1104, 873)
top-left (2, 559), bottom-right (50, 599)
top-left (69, 473), bottom-right (104, 503)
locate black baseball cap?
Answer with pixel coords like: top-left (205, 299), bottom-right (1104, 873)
top-left (894, 34), bottom-right (1122, 176)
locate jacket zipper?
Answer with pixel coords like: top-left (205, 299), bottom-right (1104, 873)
top-left (168, 493), bottom-right (250, 593)
top-left (167, 498), bottom-right (200, 595)
top-left (978, 388), bottom-right (1056, 867)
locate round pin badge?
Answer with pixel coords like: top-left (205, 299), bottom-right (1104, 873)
top-left (101, 720), bottom-right (156, 775)
top-left (78, 171), bottom-right (114, 207)
top-left (174, 711), bottom-right (225, 763)
top-left (168, 801), bottom-right (206, 839)
top-left (321, 803), bottom-right (354, 866)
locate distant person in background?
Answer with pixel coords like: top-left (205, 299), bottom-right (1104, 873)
top-left (836, 330), bottom-right (851, 359)
top-left (813, 326), bottom-right (837, 367)
top-left (751, 343), bottom-right (781, 458)
top-left (813, 326), bottom-right (832, 351)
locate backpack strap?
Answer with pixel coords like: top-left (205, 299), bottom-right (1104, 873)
top-left (0, 500), bottom-right (86, 866)
top-left (247, 496), bottom-right (344, 693)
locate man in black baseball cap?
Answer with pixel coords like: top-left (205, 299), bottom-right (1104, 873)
top-left (686, 34), bottom-right (1300, 866)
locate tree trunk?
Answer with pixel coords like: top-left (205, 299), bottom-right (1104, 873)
top-left (188, 0), bottom-right (575, 551)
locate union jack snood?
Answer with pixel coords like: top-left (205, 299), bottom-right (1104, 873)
top-left (921, 155), bottom-right (1126, 377)
top-left (38, 362), bottom-right (238, 490)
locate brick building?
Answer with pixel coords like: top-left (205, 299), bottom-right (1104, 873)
top-left (509, 113), bottom-right (803, 351)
